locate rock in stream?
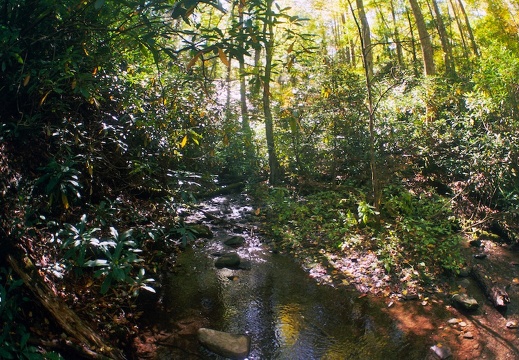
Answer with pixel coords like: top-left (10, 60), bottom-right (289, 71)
top-left (197, 327), bottom-right (251, 359)
top-left (215, 252), bottom-right (241, 269)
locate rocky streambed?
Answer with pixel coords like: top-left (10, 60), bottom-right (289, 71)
top-left (135, 193), bottom-right (519, 359)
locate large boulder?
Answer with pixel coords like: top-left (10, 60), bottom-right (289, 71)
top-left (197, 328), bottom-right (251, 359)
top-left (215, 253), bottom-right (241, 269)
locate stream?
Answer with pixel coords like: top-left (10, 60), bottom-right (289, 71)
top-left (142, 194), bottom-right (431, 359)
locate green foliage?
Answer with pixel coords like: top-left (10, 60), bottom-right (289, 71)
top-left (264, 189), bottom-right (361, 250)
top-left (59, 214), bottom-right (101, 270)
top-left (263, 185), bottom-right (462, 278)
top-left (378, 186), bottom-right (463, 274)
top-left (171, 221), bottom-right (199, 248)
top-left (85, 227), bottom-right (154, 295)
top-left (0, 268), bottom-right (63, 359)
top-left (57, 215), bottom-right (154, 295)
top-left (35, 157), bottom-right (82, 210)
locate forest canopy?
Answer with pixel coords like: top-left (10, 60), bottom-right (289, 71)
top-left (1, 0), bottom-right (519, 358)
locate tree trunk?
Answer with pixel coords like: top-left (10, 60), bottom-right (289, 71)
top-left (390, 0), bottom-right (405, 68)
top-left (348, 0), bottom-right (381, 214)
top-left (406, 6), bottom-right (420, 77)
top-left (263, 0), bottom-right (281, 184)
top-left (350, 39), bottom-right (356, 67)
top-left (431, 0), bottom-right (455, 75)
top-left (449, 0), bottom-right (470, 60)
top-left (409, 0), bottom-right (436, 76)
top-left (238, 3), bottom-right (254, 158)
top-left (7, 253), bottom-right (125, 360)
top-left (356, 0), bottom-right (373, 80)
top-left (457, 0), bottom-right (479, 57)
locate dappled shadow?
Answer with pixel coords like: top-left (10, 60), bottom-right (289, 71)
top-left (467, 314), bottom-right (519, 359)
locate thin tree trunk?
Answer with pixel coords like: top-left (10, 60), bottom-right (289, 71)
top-left (356, 0), bottom-right (373, 80)
top-left (390, 0), bottom-right (405, 68)
top-left (430, 0), bottom-right (455, 75)
top-left (406, 7), bottom-right (420, 77)
top-left (238, 2), bottom-right (253, 157)
top-left (409, 0), bottom-right (436, 76)
top-left (350, 39), bottom-right (356, 66)
top-left (449, 0), bottom-right (470, 59)
top-left (263, 0), bottom-right (281, 184)
top-left (457, 0), bottom-right (479, 57)
top-left (225, 59), bottom-right (232, 121)
top-left (348, 0), bottom-right (380, 214)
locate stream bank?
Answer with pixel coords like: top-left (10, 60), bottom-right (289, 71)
top-left (134, 193), bottom-right (519, 359)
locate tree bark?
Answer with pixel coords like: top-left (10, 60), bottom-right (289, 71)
top-left (7, 253), bottom-right (125, 360)
top-left (457, 0), bottom-right (479, 57)
top-left (263, 0), bottom-right (281, 184)
top-left (430, 0), bottom-right (455, 75)
top-left (348, 0), bottom-right (381, 214)
top-left (238, 2), bottom-right (254, 160)
top-left (356, 0), bottom-right (373, 80)
top-left (406, 6), bottom-right (420, 77)
top-left (449, 0), bottom-right (470, 60)
top-left (390, 0), bottom-right (405, 68)
top-left (409, 0), bottom-right (436, 76)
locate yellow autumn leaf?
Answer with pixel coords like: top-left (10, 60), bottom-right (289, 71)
top-left (62, 193), bottom-right (69, 209)
top-left (180, 135), bottom-right (188, 148)
top-left (218, 48), bottom-right (229, 67)
top-left (39, 90), bottom-right (51, 106)
top-left (23, 74), bottom-right (30, 86)
top-left (86, 161), bottom-right (93, 176)
top-left (187, 52), bottom-right (202, 70)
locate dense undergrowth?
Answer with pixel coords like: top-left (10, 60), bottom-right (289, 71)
top-left (259, 184), bottom-right (463, 284)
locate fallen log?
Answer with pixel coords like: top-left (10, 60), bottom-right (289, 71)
top-left (7, 253), bottom-right (125, 360)
top-left (471, 264), bottom-right (510, 309)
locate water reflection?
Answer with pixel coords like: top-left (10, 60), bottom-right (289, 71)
top-left (160, 245), bottom-right (427, 359)
top-left (148, 195), bottom-right (429, 359)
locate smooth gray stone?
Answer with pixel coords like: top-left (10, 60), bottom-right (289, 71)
top-left (198, 328), bottom-right (251, 359)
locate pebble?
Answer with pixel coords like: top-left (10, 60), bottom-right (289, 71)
top-left (405, 293), bottom-right (419, 301)
top-left (430, 343), bottom-right (453, 359)
top-left (506, 321), bottom-right (518, 329)
top-left (463, 331), bottom-right (474, 339)
top-left (448, 318), bottom-right (461, 325)
top-left (459, 321), bottom-right (467, 327)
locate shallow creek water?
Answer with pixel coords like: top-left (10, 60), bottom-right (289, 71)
top-left (147, 195), bottom-right (430, 359)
